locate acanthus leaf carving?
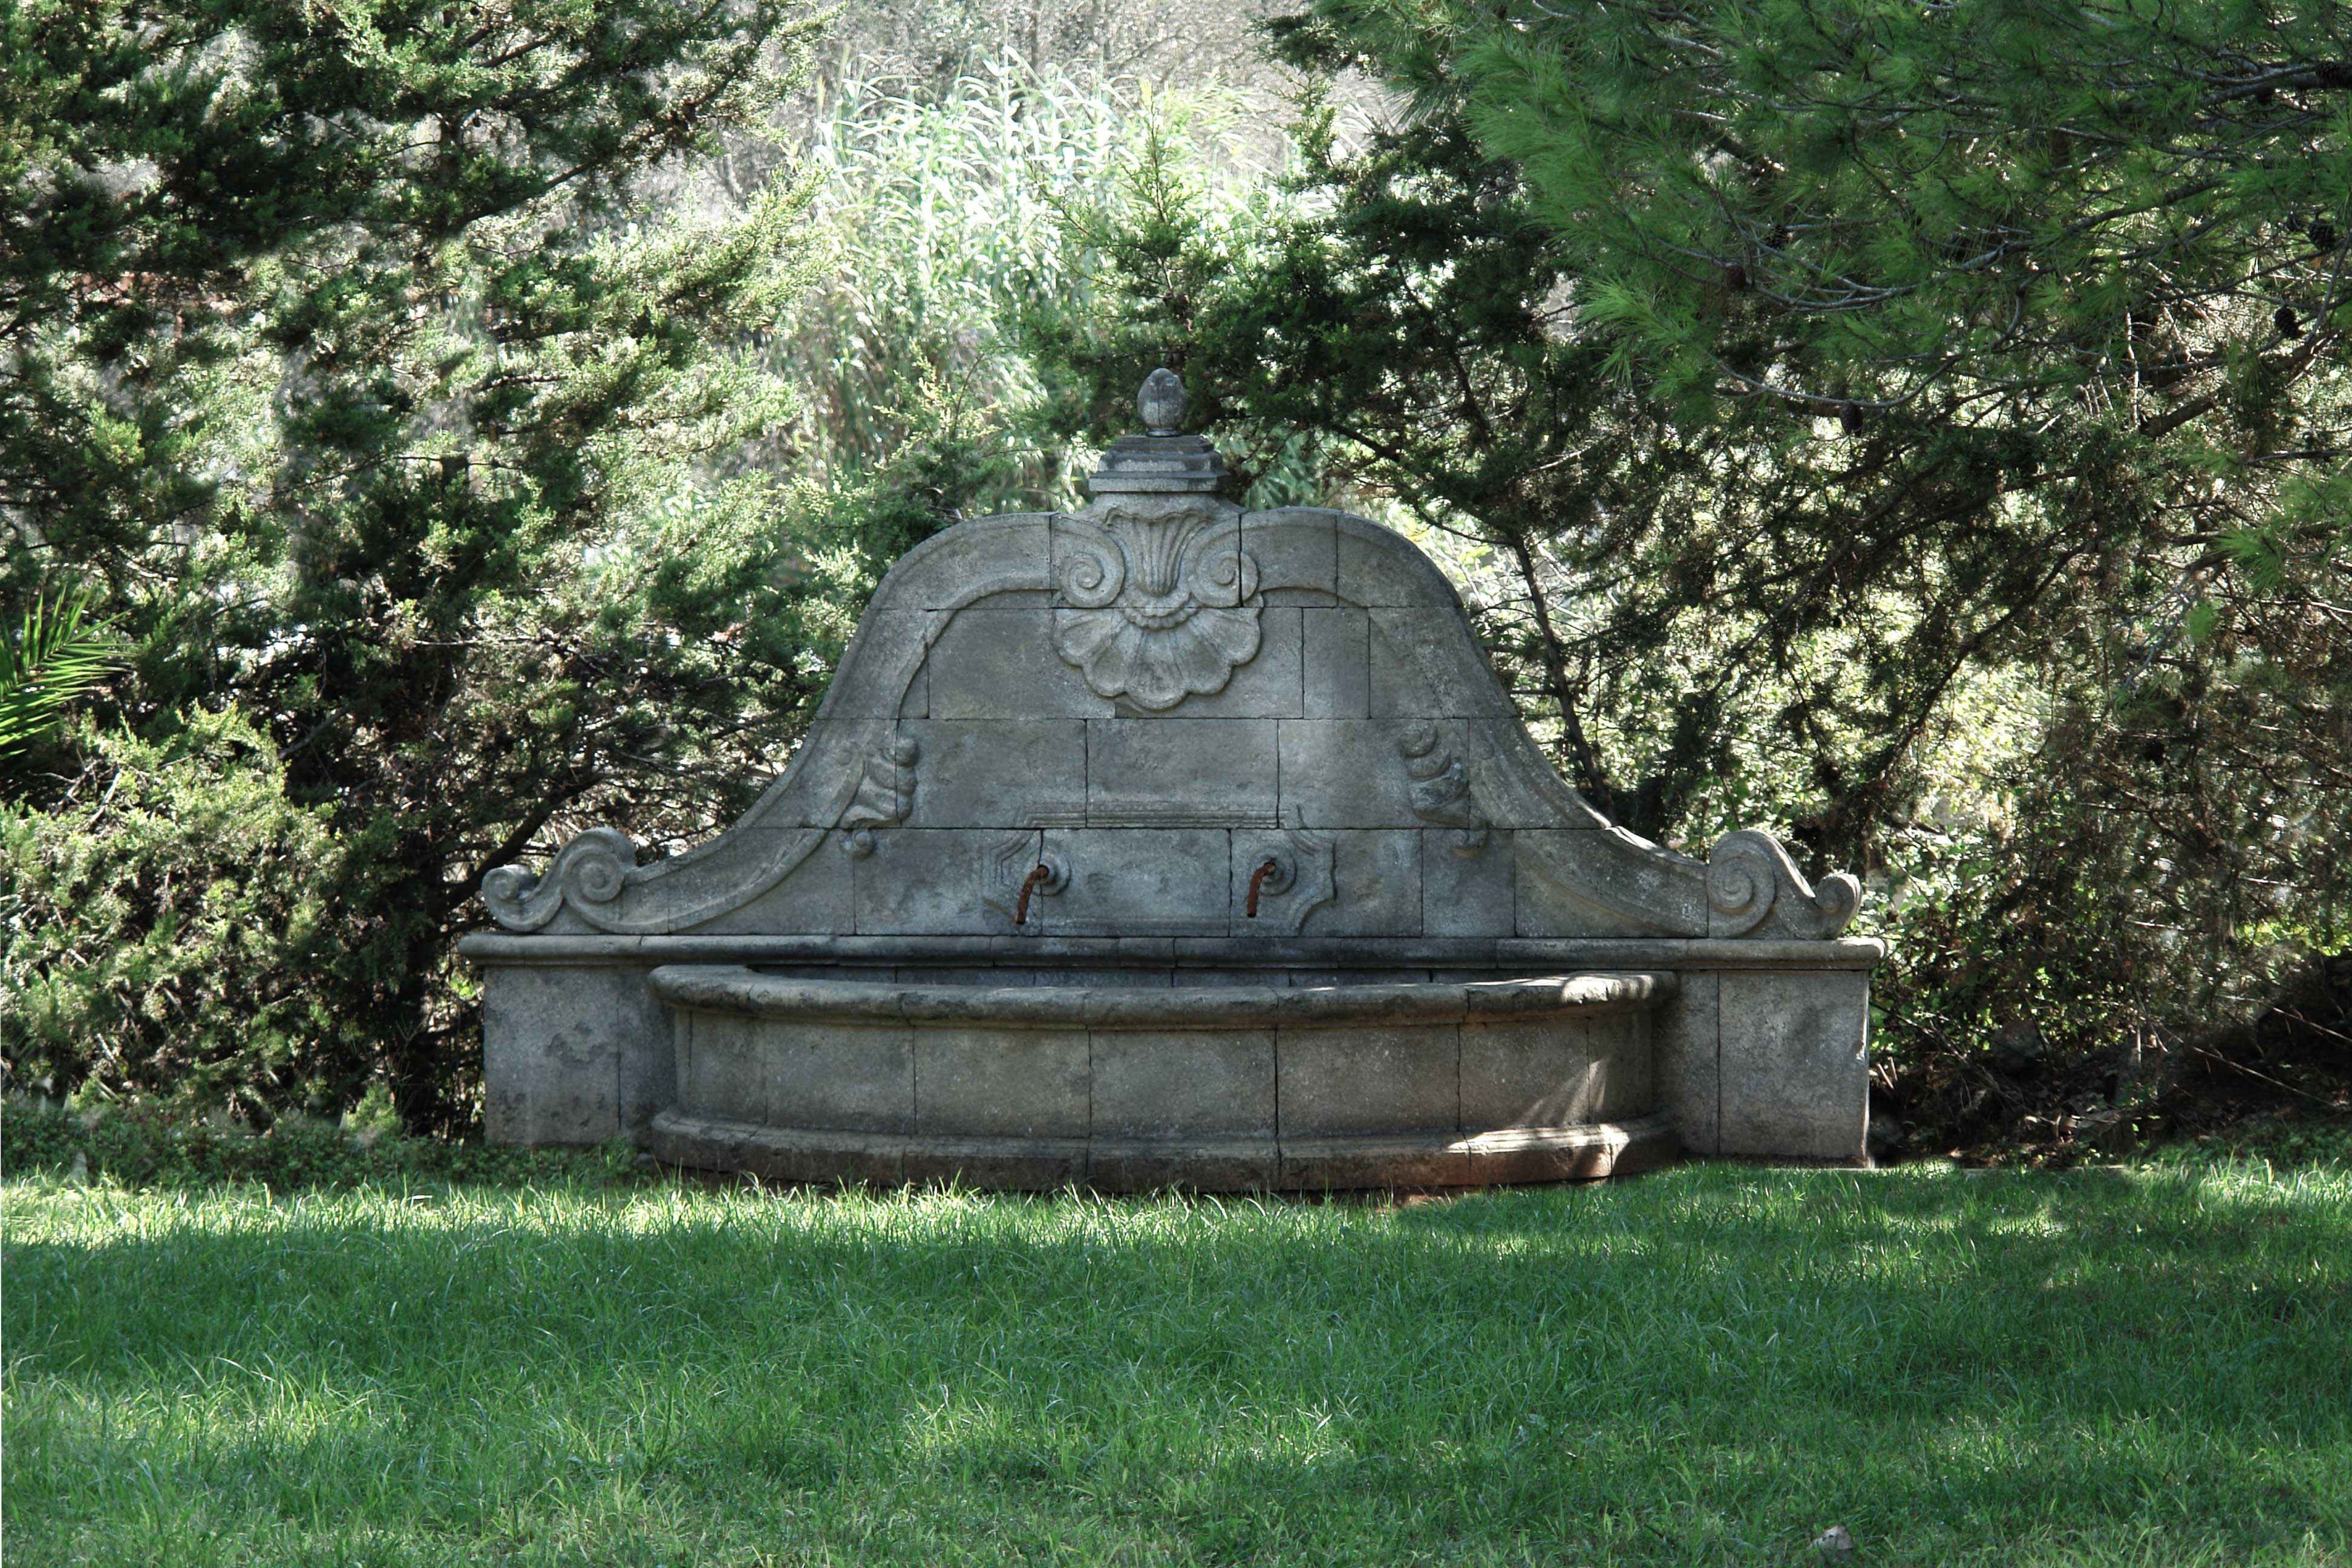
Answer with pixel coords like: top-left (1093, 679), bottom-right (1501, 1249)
top-left (1051, 504), bottom-right (1263, 710)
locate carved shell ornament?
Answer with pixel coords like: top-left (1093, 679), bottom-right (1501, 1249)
top-left (1046, 368), bottom-right (1266, 710)
top-left (1052, 505), bottom-right (1262, 710)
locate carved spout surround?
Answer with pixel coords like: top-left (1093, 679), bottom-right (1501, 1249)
top-left (1051, 501), bottom-right (1263, 711)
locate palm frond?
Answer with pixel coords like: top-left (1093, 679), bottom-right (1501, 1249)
top-left (0, 588), bottom-right (119, 757)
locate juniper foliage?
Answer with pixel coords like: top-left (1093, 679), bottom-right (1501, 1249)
top-left (2, 0), bottom-right (832, 1128)
top-left (1034, 0), bottom-right (2352, 1126)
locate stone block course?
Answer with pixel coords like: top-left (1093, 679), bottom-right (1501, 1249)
top-left (760, 1018), bottom-right (916, 1135)
top-left (915, 1025), bottom-right (1089, 1138)
top-left (1302, 607), bottom-right (1371, 717)
top-left (1717, 969), bottom-right (1870, 1160)
top-left (1092, 1027), bottom-right (1277, 1140)
top-left (1278, 1024), bottom-right (1460, 1138)
top-left (1087, 720), bottom-right (1277, 824)
top-left (929, 606), bottom-right (1114, 719)
top-left (1043, 828), bottom-right (1233, 936)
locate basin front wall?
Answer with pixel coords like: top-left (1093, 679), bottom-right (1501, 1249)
top-left (646, 968), bottom-right (1673, 1190)
top-left (462, 935), bottom-right (1883, 1174)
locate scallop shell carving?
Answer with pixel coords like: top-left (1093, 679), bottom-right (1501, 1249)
top-left (1051, 505), bottom-right (1263, 710)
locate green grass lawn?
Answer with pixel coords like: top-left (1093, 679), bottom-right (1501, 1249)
top-left (6, 1161), bottom-right (2349, 1567)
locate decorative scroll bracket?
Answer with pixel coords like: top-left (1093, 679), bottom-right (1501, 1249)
top-left (482, 827), bottom-right (638, 933)
top-left (839, 736), bottom-right (920, 858)
top-left (1395, 720), bottom-right (1490, 856)
top-left (1705, 828), bottom-right (1863, 939)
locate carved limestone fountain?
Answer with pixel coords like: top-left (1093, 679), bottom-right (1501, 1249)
top-left (460, 371), bottom-right (1883, 1187)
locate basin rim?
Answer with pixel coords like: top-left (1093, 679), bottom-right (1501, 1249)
top-left (649, 965), bottom-right (1676, 1027)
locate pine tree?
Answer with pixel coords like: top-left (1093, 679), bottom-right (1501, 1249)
top-left (2, 0), bottom-right (828, 1126)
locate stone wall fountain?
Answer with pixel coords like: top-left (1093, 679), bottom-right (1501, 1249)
top-left (460, 372), bottom-right (1883, 1187)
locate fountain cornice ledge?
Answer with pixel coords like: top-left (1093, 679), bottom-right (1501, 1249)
top-left (457, 933), bottom-right (1886, 969)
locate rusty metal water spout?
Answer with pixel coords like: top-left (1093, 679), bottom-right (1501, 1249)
top-left (1013, 863), bottom-right (1054, 926)
top-left (1245, 858), bottom-right (1281, 920)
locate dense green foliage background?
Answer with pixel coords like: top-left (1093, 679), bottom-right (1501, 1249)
top-left (1030, 0), bottom-right (2352, 1152)
top-left (5, 0), bottom-right (2346, 1153)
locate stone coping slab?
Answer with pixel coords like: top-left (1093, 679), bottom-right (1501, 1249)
top-left (650, 965), bottom-right (1674, 1027)
top-left (461, 932), bottom-right (1885, 970)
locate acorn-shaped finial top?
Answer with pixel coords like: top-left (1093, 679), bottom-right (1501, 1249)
top-left (1137, 368), bottom-right (1186, 436)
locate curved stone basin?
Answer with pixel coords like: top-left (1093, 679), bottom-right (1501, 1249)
top-left (645, 965), bottom-right (1678, 1190)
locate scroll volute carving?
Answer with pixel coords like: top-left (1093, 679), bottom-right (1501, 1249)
top-left (1706, 829), bottom-right (1863, 938)
top-left (1395, 721), bottom-right (1490, 855)
top-left (482, 828), bottom-right (638, 932)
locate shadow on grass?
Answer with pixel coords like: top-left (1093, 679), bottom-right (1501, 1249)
top-left (5, 1162), bottom-right (2348, 1566)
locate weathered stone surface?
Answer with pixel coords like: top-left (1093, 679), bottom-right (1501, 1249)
top-left (475, 371), bottom-right (1880, 1184)
top-left (1298, 831), bottom-right (1423, 938)
top-left (927, 606), bottom-right (1115, 720)
top-left (1515, 829), bottom-right (1710, 939)
top-left (1087, 720), bottom-right (1277, 825)
top-left (1160, 607), bottom-right (1302, 719)
top-left (678, 1008), bottom-right (763, 1122)
top-left (1276, 720), bottom-right (1423, 829)
top-left (1043, 828), bottom-right (1232, 936)
top-left (1279, 1135), bottom-right (1471, 1190)
top-left (1717, 969), bottom-right (1870, 1160)
top-left (901, 720), bottom-right (1086, 828)
top-left (1091, 1026), bottom-right (1277, 1139)
top-left (900, 1136), bottom-right (1087, 1191)
top-left (760, 1018), bottom-right (916, 1134)
top-left (1423, 828), bottom-right (1515, 938)
top-left (1302, 607), bottom-right (1370, 717)
top-left (1278, 1024), bottom-right (1459, 1137)
top-left (1460, 1009), bottom-right (1650, 1131)
top-left (482, 965), bottom-right (636, 1145)
top-left (915, 1025), bottom-right (1089, 1138)
top-left (1039, 966), bottom-right (1176, 988)
top-left (686, 832), bottom-right (855, 936)
top-left (1460, 1016), bottom-right (1600, 1131)
top-left (1241, 508), bottom-right (1341, 598)
top-left (1460, 1114), bottom-right (1679, 1184)
top-left (1088, 1138), bottom-right (1276, 1192)
top-left (886, 514), bottom-right (1056, 610)
top-left (819, 612), bottom-right (935, 719)
top-left (1369, 609), bottom-right (1515, 718)
top-left (851, 829), bottom-right (995, 936)
top-left (1334, 514), bottom-right (1463, 609)
top-left (1654, 970), bottom-right (1722, 1155)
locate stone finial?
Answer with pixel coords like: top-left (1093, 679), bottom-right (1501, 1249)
top-left (1138, 368), bottom-right (1186, 435)
top-left (1087, 367), bottom-right (1226, 495)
